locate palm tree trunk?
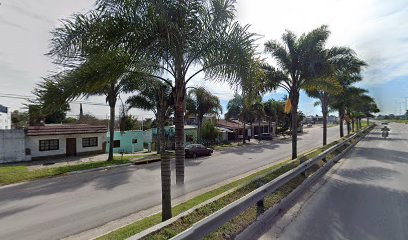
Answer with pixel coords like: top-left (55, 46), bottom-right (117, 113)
top-left (275, 109), bottom-right (279, 136)
top-left (347, 120), bottom-right (351, 135)
top-left (243, 121), bottom-right (246, 144)
top-left (198, 114), bottom-right (203, 143)
top-left (258, 119), bottom-right (261, 141)
top-left (322, 109), bottom-right (328, 146)
top-left (321, 97), bottom-right (328, 146)
top-left (351, 118), bottom-right (355, 132)
top-left (174, 100), bottom-right (185, 184)
top-left (290, 94), bottom-right (299, 160)
top-left (339, 109), bottom-right (344, 138)
top-left (159, 109), bottom-right (172, 221)
top-left (107, 94), bottom-right (116, 161)
top-left (367, 116), bottom-right (370, 125)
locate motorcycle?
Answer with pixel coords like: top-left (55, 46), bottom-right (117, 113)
top-left (381, 126), bottom-right (390, 139)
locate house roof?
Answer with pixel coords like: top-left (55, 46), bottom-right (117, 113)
top-left (26, 124), bottom-right (107, 136)
top-left (216, 119), bottom-right (244, 130)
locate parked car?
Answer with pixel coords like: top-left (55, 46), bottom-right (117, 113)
top-left (185, 144), bottom-right (213, 158)
top-left (254, 133), bottom-right (273, 140)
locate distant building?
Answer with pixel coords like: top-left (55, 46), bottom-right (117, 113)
top-left (0, 104), bottom-right (11, 130)
top-left (305, 115), bottom-right (338, 124)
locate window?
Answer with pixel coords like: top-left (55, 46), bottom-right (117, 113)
top-left (113, 140), bottom-right (120, 148)
top-left (39, 139), bottom-right (59, 151)
top-left (82, 137), bottom-right (98, 148)
top-left (132, 139), bottom-right (138, 144)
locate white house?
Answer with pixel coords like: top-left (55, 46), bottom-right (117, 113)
top-left (25, 124), bottom-right (107, 160)
top-left (0, 104), bottom-right (11, 130)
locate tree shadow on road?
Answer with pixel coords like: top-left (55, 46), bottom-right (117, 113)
top-left (0, 167), bottom-right (133, 203)
top-left (352, 147), bottom-right (408, 165)
top-left (276, 170), bottom-right (408, 240)
top-left (335, 166), bottom-right (400, 182)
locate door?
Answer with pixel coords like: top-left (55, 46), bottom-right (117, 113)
top-left (66, 138), bottom-right (77, 156)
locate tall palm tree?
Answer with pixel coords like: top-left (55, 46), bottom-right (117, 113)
top-left (45, 48), bottom-right (138, 161)
top-left (96, 0), bottom-right (255, 183)
top-left (186, 87), bottom-right (222, 141)
top-left (305, 46), bottom-right (366, 145)
top-left (330, 85), bottom-right (364, 136)
top-left (127, 81), bottom-right (174, 221)
top-left (265, 25), bottom-right (330, 159)
top-left (263, 99), bottom-right (285, 136)
top-left (252, 98), bottom-right (265, 139)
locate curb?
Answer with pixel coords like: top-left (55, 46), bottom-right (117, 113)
top-left (66, 163), bottom-right (133, 175)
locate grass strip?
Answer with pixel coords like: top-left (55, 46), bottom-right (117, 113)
top-left (137, 127), bottom-right (372, 240)
top-left (0, 159), bottom-right (130, 186)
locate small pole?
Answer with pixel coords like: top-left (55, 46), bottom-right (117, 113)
top-left (256, 181), bottom-right (265, 216)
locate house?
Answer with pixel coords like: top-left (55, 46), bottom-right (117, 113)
top-left (216, 127), bottom-right (234, 142)
top-left (0, 104), bottom-right (11, 130)
top-left (148, 125), bottom-right (199, 151)
top-left (250, 120), bottom-right (276, 136)
top-left (106, 130), bottom-right (145, 154)
top-left (166, 125), bottom-right (198, 145)
top-left (216, 119), bottom-right (249, 141)
top-left (216, 119), bottom-right (276, 141)
top-left (25, 124), bottom-right (107, 160)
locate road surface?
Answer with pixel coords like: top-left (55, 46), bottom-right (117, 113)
top-left (0, 125), bottom-right (339, 240)
top-left (259, 123), bottom-right (408, 240)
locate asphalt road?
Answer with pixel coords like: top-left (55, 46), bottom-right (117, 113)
top-left (0, 125), bottom-right (340, 240)
top-left (260, 123), bottom-right (408, 240)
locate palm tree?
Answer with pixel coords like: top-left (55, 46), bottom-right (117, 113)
top-left (127, 81), bottom-right (174, 221)
top-left (252, 98), bottom-right (265, 140)
top-left (265, 25), bottom-right (330, 159)
top-left (263, 99), bottom-right (285, 136)
top-left (95, 0), bottom-right (255, 184)
top-left (305, 46), bottom-right (366, 145)
top-left (185, 87), bottom-right (222, 141)
top-left (225, 93), bottom-right (244, 120)
top-left (44, 48), bottom-right (138, 161)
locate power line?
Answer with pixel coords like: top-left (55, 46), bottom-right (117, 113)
top-left (0, 93), bottom-right (108, 106)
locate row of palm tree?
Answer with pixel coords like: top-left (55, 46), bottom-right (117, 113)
top-left (33, 1), bottom-right (380, 223)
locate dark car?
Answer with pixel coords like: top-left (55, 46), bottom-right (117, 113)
top-left (254, 133), bottom-right (273, 140)
top-left (185, 144), bottom-right (213, 158)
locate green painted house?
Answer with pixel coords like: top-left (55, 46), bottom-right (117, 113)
top-left (106, 131), bottom-right (145, 153)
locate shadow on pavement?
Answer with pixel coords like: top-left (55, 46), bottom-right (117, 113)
top-left (276, 173), bottom-right (408, 240)
top-left (353, 147), bottom-right (408, 165)
top-left (0, 168), bottom-right (133, 203)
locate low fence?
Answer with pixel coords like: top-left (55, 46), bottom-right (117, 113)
top-left (171, 125), bottom-right (374, 240)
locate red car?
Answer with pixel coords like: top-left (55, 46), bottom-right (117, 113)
top-left (185, 144), bottom-right (213, 158)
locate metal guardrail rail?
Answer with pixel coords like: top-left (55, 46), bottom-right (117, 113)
top-left (171, 126), bottom-right (373, 240)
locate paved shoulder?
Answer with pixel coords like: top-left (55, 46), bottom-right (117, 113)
top-left (261, 123), bottom-right (408, 240)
